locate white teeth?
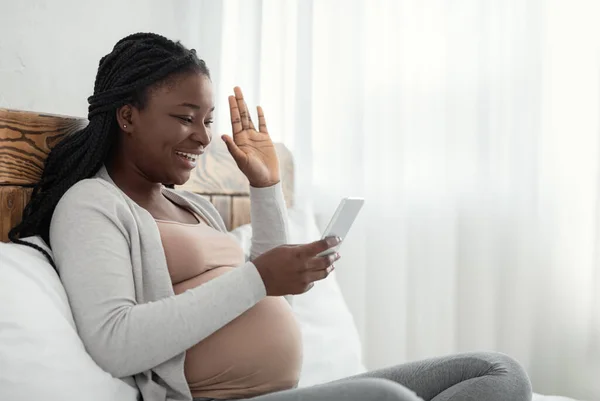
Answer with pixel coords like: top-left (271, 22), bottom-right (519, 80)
top-left (175, 151), bottom-right (199, 161)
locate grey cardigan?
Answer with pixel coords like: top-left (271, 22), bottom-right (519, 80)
top-left (49, 166), bottom-right (290, 401)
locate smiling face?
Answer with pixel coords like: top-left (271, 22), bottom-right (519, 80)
top-left (116, 71), bottom-right (215, 186)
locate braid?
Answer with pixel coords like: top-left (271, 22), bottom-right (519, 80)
top-left (9, 32), bottom-right (210, 269)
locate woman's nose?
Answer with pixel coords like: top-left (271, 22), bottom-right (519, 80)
top-left (191, 126), bottom-right (211, 147)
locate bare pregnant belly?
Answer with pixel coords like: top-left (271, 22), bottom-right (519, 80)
top-left (173, 266), bottom-right (303, 399)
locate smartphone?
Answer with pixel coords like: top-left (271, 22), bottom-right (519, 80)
top-left (317, 197), bottom-right (365, 257)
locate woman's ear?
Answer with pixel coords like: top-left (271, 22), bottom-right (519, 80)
top-left (116, 105), bottom-right (134, 133)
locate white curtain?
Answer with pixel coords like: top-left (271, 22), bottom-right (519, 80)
top-left (189, 0), bottom-right (600, 398)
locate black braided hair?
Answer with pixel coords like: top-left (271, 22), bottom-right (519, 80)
top-left (8, 32), bottom-right (209, 269)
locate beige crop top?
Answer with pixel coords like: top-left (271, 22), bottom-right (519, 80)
top-left (156, 214), bottom-right (303, 399)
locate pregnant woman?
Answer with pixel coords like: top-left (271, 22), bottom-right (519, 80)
top-left (10, 33), bottom-right (532, 401)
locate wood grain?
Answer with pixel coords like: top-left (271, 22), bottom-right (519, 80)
top-left (231, 197), bottom-right (251, 229)
top-left (0, 186), bottom-right (32, 242)
top-left (0, 108), bottom-right (88, 185)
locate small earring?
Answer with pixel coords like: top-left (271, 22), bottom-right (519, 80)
top-left (123, 124), bottom-right (127, 128)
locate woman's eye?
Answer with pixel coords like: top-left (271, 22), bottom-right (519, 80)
top-left (204, 120), bottom-right (214, 127)
top-left (177, 116), bottom-right (193, 124)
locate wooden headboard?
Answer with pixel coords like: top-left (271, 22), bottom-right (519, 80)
top-left (0, 108), bottom-right (294, 242)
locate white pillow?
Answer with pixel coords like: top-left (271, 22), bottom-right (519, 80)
top-left (0, 237), bottom-right (139, 401)
top-left (232, 206), bottom-right (367, 387)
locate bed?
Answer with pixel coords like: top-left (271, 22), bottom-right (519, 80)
top-left (0, 108), bottom-right (581, 401)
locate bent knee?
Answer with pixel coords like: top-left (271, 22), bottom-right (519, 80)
top-left (346, 378), bottom-right (423, 401)
top-left (473, 352), bottom-right (533, 400)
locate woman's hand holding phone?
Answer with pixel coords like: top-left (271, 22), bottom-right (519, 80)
top-left (252, 237), bottom-right (341, 296)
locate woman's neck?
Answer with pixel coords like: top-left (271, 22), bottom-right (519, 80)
top-left (106, 153), bottom-right (165, 209)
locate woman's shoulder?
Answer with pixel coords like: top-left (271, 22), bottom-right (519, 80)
top-left (58, 177), bottom-right (124, 207)
top-left (50, 178), bottom-right (138, 244)
top-left (53, 177), bottom-right (131, 225)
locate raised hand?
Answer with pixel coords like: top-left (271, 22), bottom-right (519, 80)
top-left (222, 87), bottom-right (280, 188)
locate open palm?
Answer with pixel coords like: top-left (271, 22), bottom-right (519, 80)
top-left (222, 87), bottom-right (280, 188)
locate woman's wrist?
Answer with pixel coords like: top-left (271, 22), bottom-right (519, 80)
top-left (249, 180), bottom-right (280, 189)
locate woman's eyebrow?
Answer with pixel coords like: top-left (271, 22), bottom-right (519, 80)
top-left (177, 102), bottom-right (201, 110)
top-left (176, 103), bottom-right (215, 112)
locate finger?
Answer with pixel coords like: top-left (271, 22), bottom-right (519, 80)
top-left (305, 267), bottom-right (333, 284)
top-left (300, 236), bottom-right (341, 258)
top-left (257, 106), bottom-right (269, 134)
top-left (228, 96), bottom-right (243, 135)
top-left (307, 252), bottom-right (340, 271)
top-left (222, 135), bottom-right (246, 162)
top-left (234, 87), bottom-right (250, 131)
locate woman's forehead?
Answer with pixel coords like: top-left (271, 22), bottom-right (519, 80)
top-left (149, 73), bottom-right (214, 110)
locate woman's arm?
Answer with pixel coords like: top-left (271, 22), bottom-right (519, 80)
top-left (220, 87), bottom-right (292, 303)
top-left (50, 180), bottom-right (266, 378)
top-left (248, 182), bottom-right (293, 305)
top-left (248, 182), bottom-right (289, 260)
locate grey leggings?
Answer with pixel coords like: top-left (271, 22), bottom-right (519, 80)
top-left (194, 351), bottom-right (532, 401)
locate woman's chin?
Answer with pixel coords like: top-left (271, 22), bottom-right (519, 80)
top-left (169, 171), bottom-right (192, 187)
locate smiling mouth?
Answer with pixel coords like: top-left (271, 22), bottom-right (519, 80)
top-left (174, 151), bottom-right (200, 162)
